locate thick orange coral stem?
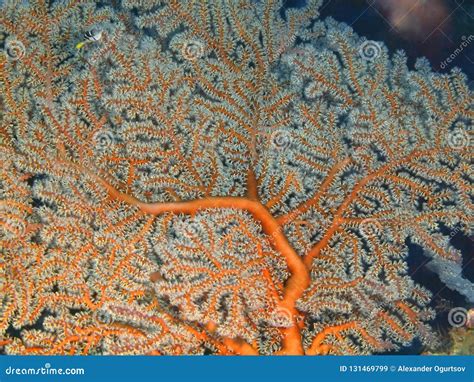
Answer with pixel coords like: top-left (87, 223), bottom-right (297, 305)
top-left (97, 176), bottom-right (310, 354)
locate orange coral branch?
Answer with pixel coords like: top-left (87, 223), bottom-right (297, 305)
top-left (277, 158), bottom-right (352, 225)
top-left (81, 164), bottom-right (310, 354)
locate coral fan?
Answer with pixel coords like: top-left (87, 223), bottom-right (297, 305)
top-left (0, 0), bottom-right (472, 355)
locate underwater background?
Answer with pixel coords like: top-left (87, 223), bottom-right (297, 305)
top-left (293, 0), bottom-right (474, 79)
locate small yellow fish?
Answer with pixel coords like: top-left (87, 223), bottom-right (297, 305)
top-left (76, 30), bottom-right (103, 50)
top-left (75, 41), bottom-right (87, 49)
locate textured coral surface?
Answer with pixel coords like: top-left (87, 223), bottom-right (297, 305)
top-left (0, 0), bottom-right (472, 355)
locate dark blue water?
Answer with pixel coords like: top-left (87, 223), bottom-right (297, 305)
top-left (289, 0), bottom-right (474, 79)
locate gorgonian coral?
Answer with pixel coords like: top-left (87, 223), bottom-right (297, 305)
top-left (0, 0), bottom-right (472, 355)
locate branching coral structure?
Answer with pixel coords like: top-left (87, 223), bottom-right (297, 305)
top-left (0, 0), bottom-right (472, 355)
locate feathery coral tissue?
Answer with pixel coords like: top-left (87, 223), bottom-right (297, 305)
top-left (0, 0), bottom-right (472, 355)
